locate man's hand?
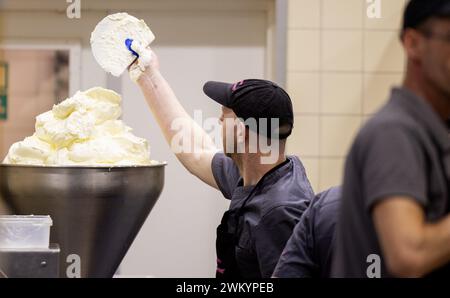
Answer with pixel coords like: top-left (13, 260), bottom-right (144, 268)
top-left (129, 44), bottom-right (159, 83)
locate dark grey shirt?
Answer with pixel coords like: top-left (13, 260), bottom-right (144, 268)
top-left (332, 87), bottom-right (450, 278)
top-left (211, 153), bottom-right (314, 278)
top-left (273, 186), bottom-right (341, 278)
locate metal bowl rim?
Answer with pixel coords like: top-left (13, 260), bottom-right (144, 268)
top-left (0, 161), bottom-right (167, 169)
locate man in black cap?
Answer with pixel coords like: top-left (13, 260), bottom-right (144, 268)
top-left (332, 0), bottom-right (450, 277)
top-left (128, 49), bottom-right (314, 278)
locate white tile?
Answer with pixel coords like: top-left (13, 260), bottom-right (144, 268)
top-left (365, 0), bottom-right (407, 30)
top-left (288, 30), bottom-right (321, 71)
top-left (319, 158), bottom-right (345, 191)
top-left (320, 115), bottom-right (361, 156)
top-left (321, 73), bottom-right (363, 114)
top-left (288, 115), bottom-right (320, 157)
top-left (288, 0), bottom-right (321, 29)
top-left (287, 72), bottom-right (320, 114)
top-left (322, 0), bottom-right (364, 29)
top-left (322, 30), bottom-right (363, 71)
top-left (364, 31), bottom-right (405, 72)
top-left (363, 73), bottom-right (403, 114)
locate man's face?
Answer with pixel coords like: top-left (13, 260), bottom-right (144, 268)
top-left (417, 18), bottom-right (450, 99)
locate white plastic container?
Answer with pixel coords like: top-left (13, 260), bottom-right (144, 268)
top-left (0, 215), bottom-right (52, 249)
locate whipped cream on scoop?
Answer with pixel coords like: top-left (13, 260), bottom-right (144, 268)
top-left (91, 12), bottom-right (155, 77)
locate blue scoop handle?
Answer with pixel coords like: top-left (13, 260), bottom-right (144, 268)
top-left (125, 38), bottom-right (139, 58)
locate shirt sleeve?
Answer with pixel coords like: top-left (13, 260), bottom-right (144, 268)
top-left (272, 204), bottom-right (317, 278)
top-left (359, 123), bottom-right (428, 212)
top-left (211, 152), bottom-right (241, 200)
top-left (253, 205), bottom-right (303, 278)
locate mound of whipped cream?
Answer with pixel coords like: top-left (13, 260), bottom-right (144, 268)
top-left (3, 87), bottom-right (155, 166)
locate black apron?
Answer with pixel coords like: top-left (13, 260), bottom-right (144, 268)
top-left (215, 159), bottom-right (290, 278)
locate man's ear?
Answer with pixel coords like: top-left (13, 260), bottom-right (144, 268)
top-left (402, 29), bottom-right (425, 62)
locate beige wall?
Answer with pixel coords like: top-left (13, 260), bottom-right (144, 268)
top-left (0, 50), bottom-right (60, 158)
top-left (286, 0), bottom-right (406, 192)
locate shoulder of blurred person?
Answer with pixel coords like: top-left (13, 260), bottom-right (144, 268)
top-left (273, 186), bottom-right (341, 278)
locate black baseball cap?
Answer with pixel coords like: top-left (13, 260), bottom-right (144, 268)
top-left (402, 0), bottom-right (450, 31)
top-left (203, 79), bottom-right (294, 139)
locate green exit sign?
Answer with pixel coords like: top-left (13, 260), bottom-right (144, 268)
top-left (0, 94), bottom-right (6, 120)
top-left (0, 62), bottom-right (8, 120)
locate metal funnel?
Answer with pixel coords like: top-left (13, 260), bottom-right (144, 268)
top-left (0, 163), bottom-right (166, 278)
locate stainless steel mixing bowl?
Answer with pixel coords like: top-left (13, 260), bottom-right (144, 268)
top-left (0, 163), bottom-right (166, 278)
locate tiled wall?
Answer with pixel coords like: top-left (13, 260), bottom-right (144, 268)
top-left (286, 0), bottom-right (406, 192)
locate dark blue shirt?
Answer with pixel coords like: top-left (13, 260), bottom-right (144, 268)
top-left (211, 153), bottom-right (314, 278)
top-left (273, 186), bottom-right (341, 278)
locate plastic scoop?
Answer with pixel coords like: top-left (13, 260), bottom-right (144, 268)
top-left (125, 38), bottom-right (140, 58)
top-left (91, 13), bottom-right (155, 77)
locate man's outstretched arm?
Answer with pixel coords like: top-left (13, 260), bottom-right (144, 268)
top-left (131, 48), bottom-right (219, 188)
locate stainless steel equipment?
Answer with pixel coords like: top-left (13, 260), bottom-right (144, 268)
top-left (0, 163), bottom-right (166, 278)
top-left (0, 244), bottom-right (60, 278)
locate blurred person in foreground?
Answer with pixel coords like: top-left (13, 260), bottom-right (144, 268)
top-left (273, 186), bottom-right (341, 278)
top-left (333, 0), bottom-right (450, 278)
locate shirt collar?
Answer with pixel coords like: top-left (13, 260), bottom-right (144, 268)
top-left (235, 156), bottom-right (293, 192)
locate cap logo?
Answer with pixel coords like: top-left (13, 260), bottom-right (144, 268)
top-left (231, 80), bottom-right (244, 91)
